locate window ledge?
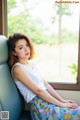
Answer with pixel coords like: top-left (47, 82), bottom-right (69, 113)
top-left (49, 82), bottom-right (80, 91)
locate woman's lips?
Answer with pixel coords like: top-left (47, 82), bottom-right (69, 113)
top-left (25, 53), bottom-right (29, 55)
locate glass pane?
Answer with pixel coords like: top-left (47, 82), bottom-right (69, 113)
top-left (7, 0), bottom-right (79, 83)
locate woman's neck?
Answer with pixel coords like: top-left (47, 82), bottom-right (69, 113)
top-left (18, 59), bottom-right (28, 65)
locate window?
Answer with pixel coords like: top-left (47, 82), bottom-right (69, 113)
top-left (1, 0), bottom-right (80, 90)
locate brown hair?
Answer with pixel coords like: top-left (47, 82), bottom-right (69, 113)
top-left (7, 33), bottom-right (35, 68)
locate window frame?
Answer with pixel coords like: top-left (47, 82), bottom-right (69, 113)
top-left (49, 83), bottom-right (80, 91)
top-left (1, 0), bottom-right (80, 90)
top-left (0, 0), bottom-right (7, 36)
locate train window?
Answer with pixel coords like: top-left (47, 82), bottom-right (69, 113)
top-left (7, 0), bottom-right (80, 89)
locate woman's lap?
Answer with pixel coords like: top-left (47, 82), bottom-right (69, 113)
top-left (30, 96), bottom-right (80, 120)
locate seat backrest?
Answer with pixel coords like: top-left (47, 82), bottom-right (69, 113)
top-left (0, 35), bottom-right (25, 120)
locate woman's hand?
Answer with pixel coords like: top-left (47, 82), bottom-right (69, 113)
top-left (61, 99), bottom-right (75, 103)
top-left (61, 102), bottom-right (72, 108)
top-left (61, 101), bottom-right (79, 109)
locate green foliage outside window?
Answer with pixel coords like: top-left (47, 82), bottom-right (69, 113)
top-left (68, 63), bottom-right (77, 78)
top-left (7, 0), bottom-right (78, 45)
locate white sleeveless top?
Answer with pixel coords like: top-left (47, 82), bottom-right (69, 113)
top-left (11, 62), bottom-right (47, 103)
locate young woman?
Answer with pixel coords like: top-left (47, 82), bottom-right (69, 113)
top-left (7, 33), bottom-right (80, 120)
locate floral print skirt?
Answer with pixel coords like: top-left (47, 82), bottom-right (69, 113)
top-left (30, 96), bottom-right (80, 120)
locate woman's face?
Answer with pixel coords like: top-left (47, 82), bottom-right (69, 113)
top-left (13, 39), bottom-right (30, 61)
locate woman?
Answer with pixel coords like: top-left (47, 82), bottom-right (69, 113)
top-left (7, 33), bottom-right (80, 120)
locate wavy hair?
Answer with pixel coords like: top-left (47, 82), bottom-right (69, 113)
top-left (7, 33), bottom-right (35, 68)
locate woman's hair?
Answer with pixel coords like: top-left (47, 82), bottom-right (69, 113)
top-left (7, 33), bottom-right (35, 68)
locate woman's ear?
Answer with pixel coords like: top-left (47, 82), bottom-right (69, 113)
top-left (13, 51), bottom-right (17, 56)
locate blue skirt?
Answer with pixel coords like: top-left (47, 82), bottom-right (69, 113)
top-left (30, 96), bottom-right (80, 120)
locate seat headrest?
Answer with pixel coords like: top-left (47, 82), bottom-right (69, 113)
top-left (0, 35), bottom-right (8, 64)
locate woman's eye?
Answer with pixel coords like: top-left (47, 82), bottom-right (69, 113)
top-left (19, 47), bottom-right (23, 50)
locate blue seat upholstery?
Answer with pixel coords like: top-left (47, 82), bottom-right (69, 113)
top-left (0, 35), bottom-right (32, 120)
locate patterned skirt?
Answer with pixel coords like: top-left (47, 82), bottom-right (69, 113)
top-left (30, 96), bottom-right (80, 120)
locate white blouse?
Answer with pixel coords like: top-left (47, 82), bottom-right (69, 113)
top-left (11, 62), bottom-right (47, 103)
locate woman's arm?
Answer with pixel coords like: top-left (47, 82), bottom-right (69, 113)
top-left (13, 66), bottom-right (77, 108)
top-left (44, 81), bottom-right (79, 106)
top-left (43, 81), bottom-right (65, 102)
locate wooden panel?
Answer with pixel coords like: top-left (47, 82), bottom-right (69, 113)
top-left (0, 0), bottom-right (7, 36)
top-left (49, 83), bottom-right (80, 91)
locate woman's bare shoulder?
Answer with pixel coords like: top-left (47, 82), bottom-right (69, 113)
top-left (12, 65), bottom-right (23, 81)
top-left (13, 65), bottom-right (21, 73)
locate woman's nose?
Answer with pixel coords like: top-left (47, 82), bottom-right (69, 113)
top-left (25, 46), bottom-right (28, 51)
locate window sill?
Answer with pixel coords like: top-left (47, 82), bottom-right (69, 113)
top-left (49, 82), bottom-right (80, 91)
